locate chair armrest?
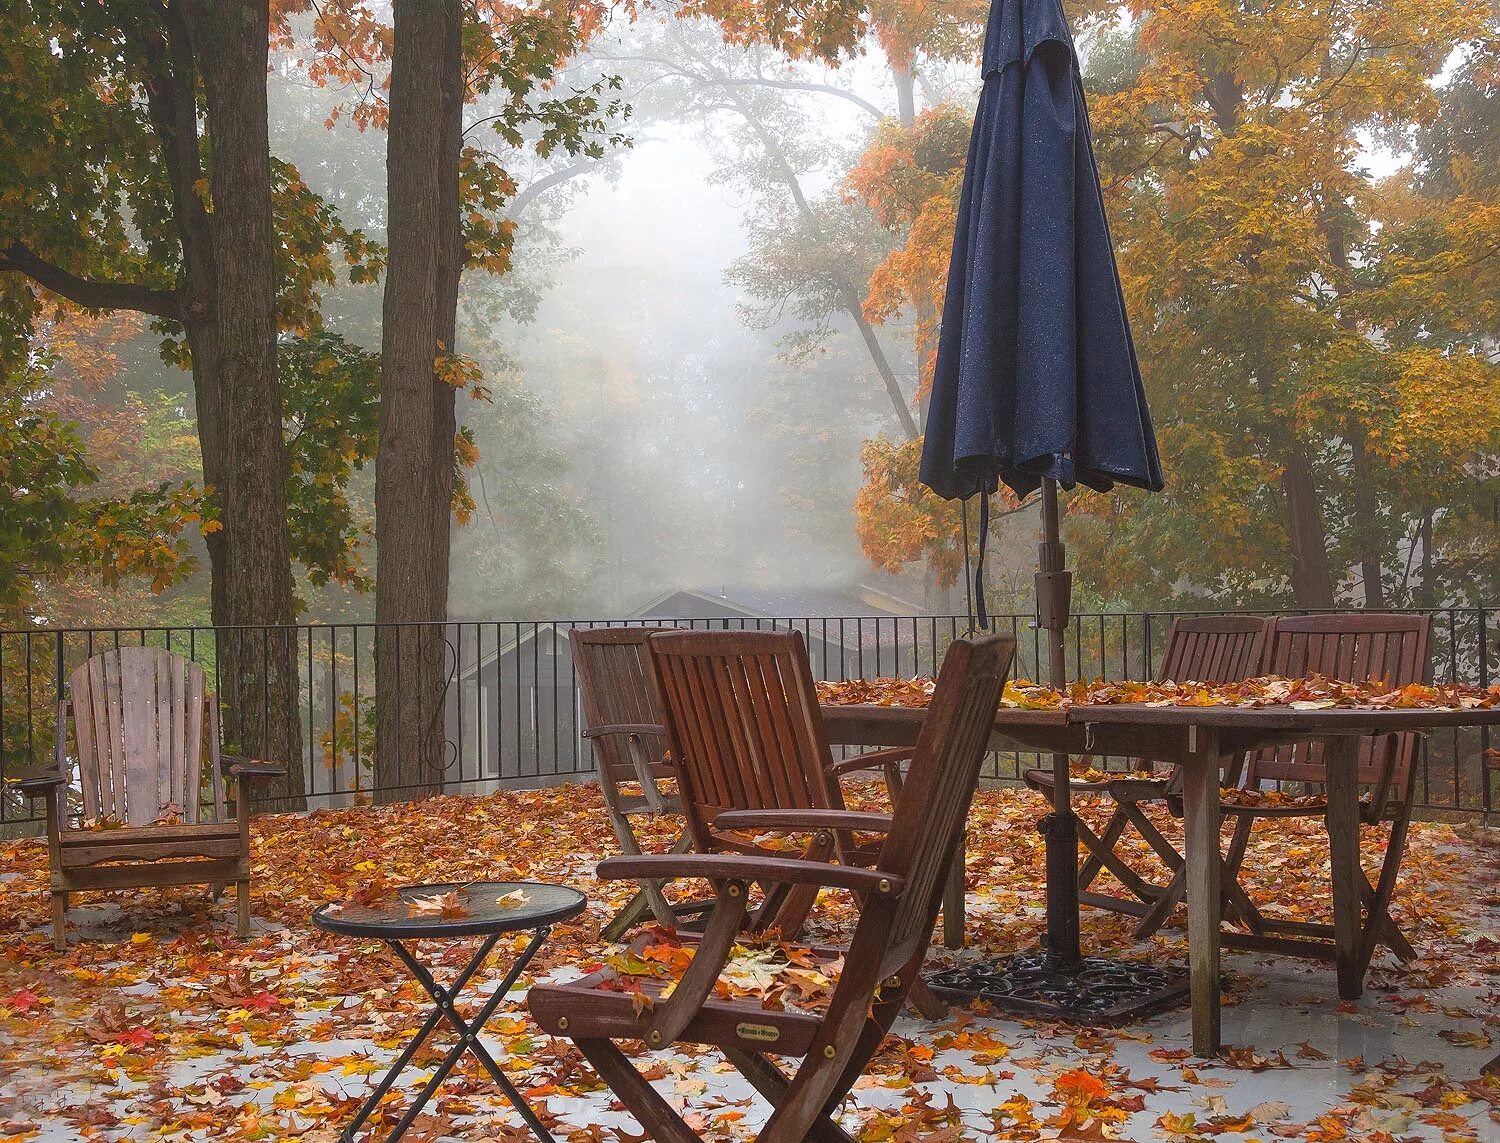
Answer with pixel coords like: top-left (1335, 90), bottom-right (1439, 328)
top-left (827, 746), bottom-right (913, 777)
top-left (5, 766), bottom-right (67, 795)
top-left (581, 723), bottom-right (664, 740)
top-left (221, 755), bottom-right (288, 779)
top-left (582, 724), bottom-right (670, 812)
top-left (597, 852), bottom-right (904, 896)
top-left (713, 809), bottom-right (894, 834)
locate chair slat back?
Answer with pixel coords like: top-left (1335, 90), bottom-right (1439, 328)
top-left (1158, 616), bottom-right (1273, 685)
top-left (69, 648), bottom-right (217, 826)
top-left (1251, 613), bottom-right (1432, 787)
top-left (647, 630), bottom-right (837, 851)
top-left (571, 627), bottom-right (673, 788)
top-left (852, 635), bottom-right (1014, 978)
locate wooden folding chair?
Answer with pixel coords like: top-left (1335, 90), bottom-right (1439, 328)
top-left (570, 627), bottom-right (712, 942)
top-left (529, 634), bottom-right (1015, 1143)
top-left (645, 629), bottom-right (915, 940)
top-left (1024, 615), bottom-right (1272, 920)
top-left (6, 647), bottom-right (285, 949)
top-left (1138, 613), bottom-right (1431, 969)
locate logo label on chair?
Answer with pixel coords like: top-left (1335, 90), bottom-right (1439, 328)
top-left (736, 1022), bottom-right (780, 1043)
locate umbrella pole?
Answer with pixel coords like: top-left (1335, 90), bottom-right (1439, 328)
top-left (1037, 476), bottom-right (1081, 965)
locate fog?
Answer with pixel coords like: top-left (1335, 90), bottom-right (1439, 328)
top-left (73, 13), bottom-right (1009, 626)
top-left (437, 18), bottom-right (978, 621)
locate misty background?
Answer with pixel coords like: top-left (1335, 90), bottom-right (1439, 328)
top-left (67, 12), bottom-right (1026, 627)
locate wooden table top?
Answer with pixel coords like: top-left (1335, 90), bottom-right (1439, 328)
top-left (1065, 703), bottom-right (1500, 732)
top-left (821, 701), bottom-right (1500, 733)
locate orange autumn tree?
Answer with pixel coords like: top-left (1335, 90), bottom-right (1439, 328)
top-left (1070, 0), bottom-right (1500, 609)
top-left (849, 0), bottom-right (1500, 611)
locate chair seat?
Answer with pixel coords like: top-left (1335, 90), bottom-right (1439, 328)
top-left (530, 968), bottom-right (824, 1056)
top-left (60, 820), bottom-right (241, 866)
top-left (1216, 789), bottom-right (1391, 825)
top-left (1024, 766), bottom-right (1162, 794)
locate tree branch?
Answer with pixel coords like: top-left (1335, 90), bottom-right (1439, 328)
top-left (0, 242), bottom-right (181, 320)
top-left (508, 157), bottom-right (604, 218)
top-left (713, 77), bottom-right (885, 119)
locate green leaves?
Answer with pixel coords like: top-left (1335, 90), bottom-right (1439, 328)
top-left (279, 333), bottom-right (381, 592)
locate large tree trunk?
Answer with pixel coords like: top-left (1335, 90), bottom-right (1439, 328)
top-left (1348, 425), bottom-right (1385, 608)
top-left (1255, 352), bottom-right (1335, 609)
top-left (1280, 444), bottom-right (1336, 608)
top-left (374, 0), bottom-right (463, 803)
top-left (184, 0), bottom-right (305, 811)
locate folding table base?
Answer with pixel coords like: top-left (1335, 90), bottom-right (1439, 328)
top-left (342, 927), bottom-right (555, 1142)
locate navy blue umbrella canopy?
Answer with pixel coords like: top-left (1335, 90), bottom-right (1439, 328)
top-left (920, 0), bottom-right (1164, 501)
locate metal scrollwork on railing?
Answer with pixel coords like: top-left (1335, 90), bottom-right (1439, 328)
top-left (423, 624), bottom-right (461, 776)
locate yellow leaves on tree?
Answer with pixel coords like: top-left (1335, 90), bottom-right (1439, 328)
top-left (854, 436), bottom-right (967, 587)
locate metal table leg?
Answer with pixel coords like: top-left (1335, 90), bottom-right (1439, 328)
top-left (342, 926), bottom-right (554, 1142)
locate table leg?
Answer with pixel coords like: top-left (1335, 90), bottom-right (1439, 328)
top-left (1324, 736), bottom-right (1363, 1000)
top-left (1180, 727), bottom-right (1222, 1057)
top-left (390, 926), bottom-right (556, 1141)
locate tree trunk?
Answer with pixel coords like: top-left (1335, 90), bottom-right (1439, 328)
top-left (1280, 444), bottom-right (1336, 608)
top-left (184, 0), bottom-right (305, 811)
top-left (1417, 507), bottom-right (1436, 610)
top-left (1254, 352), bottom-right (1335, 609)
top-left (374, 0), bottom-right (463, 803)
top-left (1348, 425), bottom-right (1385, 608)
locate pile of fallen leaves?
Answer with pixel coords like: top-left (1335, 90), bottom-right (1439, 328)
top-left (817, 675), bottom-right (1500, 713)
top-left (0, 783), bottom-right (1495, 1142)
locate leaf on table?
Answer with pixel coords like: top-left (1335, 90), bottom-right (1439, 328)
top-left (406, 889), bottom-right (470, 919)
top-left (495, 888), bottom-right (532, 908)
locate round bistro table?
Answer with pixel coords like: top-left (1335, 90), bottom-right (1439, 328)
top-left (312, 880), bottom-right (586, 1142)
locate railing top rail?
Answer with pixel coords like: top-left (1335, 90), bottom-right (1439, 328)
top-left (3, 604), bottom-right (1488, 639)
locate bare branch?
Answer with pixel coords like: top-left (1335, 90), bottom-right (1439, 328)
top-left (0, 242), bottom-right (181, 320)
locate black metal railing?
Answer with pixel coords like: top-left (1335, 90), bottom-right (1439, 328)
top-left (1, 607), bottom-right (1494, 833)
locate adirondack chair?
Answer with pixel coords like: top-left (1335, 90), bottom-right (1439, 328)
top-left (570, 627), bottom-right (713, 941)
top-left (6, 647), bottom-right (285, 949)
top-left (1023, 615), bottom-right (1272, 920)
top-left (1136, 613), bottom-right (1432, 967)
top-left (529, 633), bottom-right (1015, 1143)
top-left (645, 629), bottom-right (917, 940)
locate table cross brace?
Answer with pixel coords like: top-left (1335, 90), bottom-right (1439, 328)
top-left (342, 926), bottom-right (555, 1142)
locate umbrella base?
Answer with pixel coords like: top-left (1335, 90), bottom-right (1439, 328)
top-left (927, 951), bottom-right (1190, 1024)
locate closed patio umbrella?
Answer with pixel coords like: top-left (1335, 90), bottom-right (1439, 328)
top-left (922, 0), bottom-right (1163, 971)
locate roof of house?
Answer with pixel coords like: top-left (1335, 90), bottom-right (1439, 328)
top-left (455, 584), bottom-right (925, 681)
top-left (629, 584), bottom-right (921, 621)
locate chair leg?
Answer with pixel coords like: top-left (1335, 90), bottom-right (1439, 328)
top-left (908, 978), bottom-right (948, 1021)
top-left (1358, 816), bottom-right (1417, 969)
top-left (52, 891), bottom-right (68, 952)
top-left (576, 1038), bottom-right (702, 1143)
top-left (1134, 865), bottom-right (1185, 940)
top-left (236, 880), bottom-right (250, 939)
top-left (723, 1046), bottom-right (857, 1143)
top-left (602, 889), bottom-right (654, 943)
top-left (1218, 814), bottom-right (1268, 932)
top-left (941, 836), bottom-right (965, 949)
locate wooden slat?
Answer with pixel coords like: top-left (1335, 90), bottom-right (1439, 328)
top-left (54, 857), bottom-right (245, 892)
top-left (120, 647), bottom-right (157, 826)
top-left (187, 666), bottom-right (209, 822)
top-left (156, 650), bottom-right (173, 814)
top-left (101, 651), bottom-right (126, 823)
top-left (170, 655), bottom-right (188, 816)
top-left (60, 821), bottom-right (238, 846)
top-left (71, 662), bottom-right (100, 821)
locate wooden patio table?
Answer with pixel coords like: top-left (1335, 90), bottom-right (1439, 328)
top-left (821, 701), bottom-right (1500, 1056)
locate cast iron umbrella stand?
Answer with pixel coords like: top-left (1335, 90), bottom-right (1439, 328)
top-left (926, 478), bottom-right (1189, 1022)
